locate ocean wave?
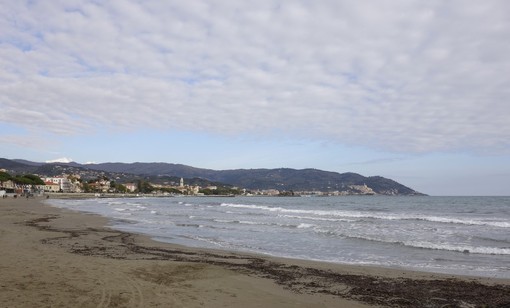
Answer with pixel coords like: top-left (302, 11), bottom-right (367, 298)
top-left (315, 229), bottom-right (510, 255)
top-left (113, 206), bottom-right (147, 213)
top-left (48, 197), bottom-right (510, 279)
top-left (401, 241), bottom-right (510, 255)
top-left (297, 223), bottom-right (315, 229)
top-left (108, 201), bottom-right (146, 208)
top-left (279, 214), bottom-right (357, 223)
top-left (107, 201), bottom-right (125, 206)
top-left (238, 220), bottom-right (262, 225)
top-left (471, 236), bottom-right (510, 245)
top-left (212, 218), bottom-right (308, 229)
top-left (183, 235), bottom-right (230, 248)
top-left (175, 223), bottom-right (203, 228)
top-left (219, 203), bottom-right (510, 228)
top-left (411, 216), bottom-right (510, 228)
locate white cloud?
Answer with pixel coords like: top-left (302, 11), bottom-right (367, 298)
top-left (0, 133), bottom-right (52, 149)
top-left (1, 0), bottom-right (509, 153)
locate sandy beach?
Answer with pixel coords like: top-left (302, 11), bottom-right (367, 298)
top-left (1, 197), bottom-right (509, 307)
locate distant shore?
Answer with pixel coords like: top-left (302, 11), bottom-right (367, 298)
top-left (1, 196), bottom-right (509, 307)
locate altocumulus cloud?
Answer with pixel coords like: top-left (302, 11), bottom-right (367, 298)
top-left (1, 0), bottom-right (509, 153)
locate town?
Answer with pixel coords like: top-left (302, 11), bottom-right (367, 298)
top-left (0, 158), bottom-right (419, 197)
top-left (0, 168), bottom-right (244, 197)
top-left (0, 167), bottom-right (381, 198)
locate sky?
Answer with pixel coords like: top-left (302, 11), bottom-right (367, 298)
top-left (1, 0), bottom-right (510, 196)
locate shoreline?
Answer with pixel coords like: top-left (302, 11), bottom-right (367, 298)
top-left (47, 194), bottom-right (510, 281)
top-left (2, 197), bottom-right (509, 307)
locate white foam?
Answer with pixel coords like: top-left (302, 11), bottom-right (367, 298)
top-left (214, 219), bottom-right (237, 223)
top-left (413, 216), bottom-right (510, 228)
top-left (239, 220), bottom-right (260, 225)
top-left (403, 241), bottom-right (510, 255)
top-left (220, 203), bottom-right (510, 228)
top-left (322, 230), bottom-right (510, 255)
top-left (297, 223), bottom-right (315, 229)
top-left (280, 214), bottom-right (357, 223)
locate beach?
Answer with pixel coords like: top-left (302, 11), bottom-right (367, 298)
top-left (1, 197), bottom-right (509, 307)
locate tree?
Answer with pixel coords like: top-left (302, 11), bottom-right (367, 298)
top-left (22, 174), bottom-right (45, 185)
top-left (136, 180), bottom-right (154, 194)
top-left (82, 182), bottom-right (91, 193)
top-left (116, 184), bottom-right (128, 193)
top-left (13, 174), bottom-right (44, 186)
top-left (159, 187), bottom-right (182, 194)
top-left (198, 188), bottom-right (214, 195)
top-left (0, 171), bottom-right (12, 184)
top-left (110, 182), bottom-right (128, 193)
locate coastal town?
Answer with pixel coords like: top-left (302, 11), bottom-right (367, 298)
top-left (0, 167), bottom-right (379, 198)
top-left (0, 169), bottom-right (237, 197)
top-left (0, 157), bottom-right (422, 197)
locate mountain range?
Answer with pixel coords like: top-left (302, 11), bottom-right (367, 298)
top-left (0, 158), bottom-right (425, 195)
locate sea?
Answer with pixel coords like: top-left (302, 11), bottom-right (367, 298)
top-left (47, 196), bottom-right (510, 279)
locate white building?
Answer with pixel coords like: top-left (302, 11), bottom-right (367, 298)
top-left (124, 183), bottom-right (137, 192)
top-left (43, 181), bottom-right (60, 192)
top-left (42, 176), bottom-right (72, 192)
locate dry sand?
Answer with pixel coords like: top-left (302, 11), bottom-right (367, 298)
top-left (1, 197), bottom-right (509, 307)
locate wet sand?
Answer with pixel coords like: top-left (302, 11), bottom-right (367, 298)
top-left (1, 197), bottom-right (509, 307)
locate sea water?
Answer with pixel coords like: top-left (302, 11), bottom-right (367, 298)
top-left (47, 196), bottom-right (510, 278)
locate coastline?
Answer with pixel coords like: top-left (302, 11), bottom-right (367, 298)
top-left (1, 197), bottom-right (509, 307)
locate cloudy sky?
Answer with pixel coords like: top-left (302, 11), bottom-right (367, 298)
top-left (1, 0), bottom-right (509, 195)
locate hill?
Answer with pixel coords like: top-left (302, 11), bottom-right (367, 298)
top-left (0, 158), bottom-right (425, 195)
top-left (86, 162), bottom-right (422, 195)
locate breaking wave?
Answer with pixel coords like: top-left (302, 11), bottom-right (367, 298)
top-left (220, 203), bottom-right (510, 228)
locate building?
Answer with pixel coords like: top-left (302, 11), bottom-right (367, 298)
top-left (124, 183), bottom-right (137, 192)
top-left (259, 189), bottom-right (280, 196)
top-left (42, 176), bottom-right (72, 192)
top-left (0, 180), bottom-right (15, 192)
top-left (190, 185), bottom-right (200, 195)
top-left (44, 181), bottom-right (60, 193)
